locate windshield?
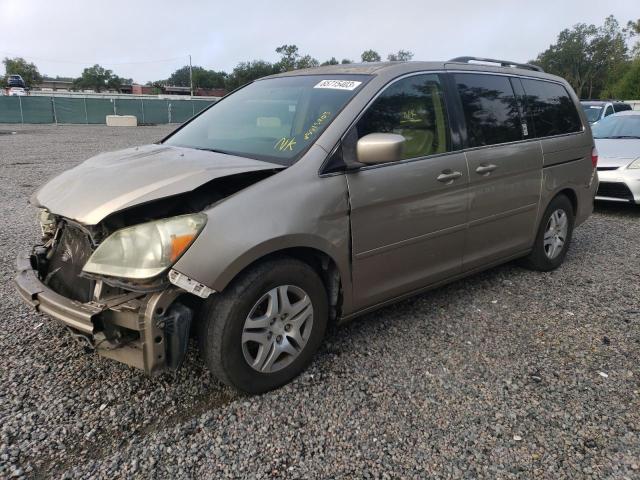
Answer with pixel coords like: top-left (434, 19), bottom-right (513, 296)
top-left (592, 114), bottom-right (640, 139)
top-left (582, 104), bottom-right (603, 123)
top-left (164, 75), bottom-right (370, 165)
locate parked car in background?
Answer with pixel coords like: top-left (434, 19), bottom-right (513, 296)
top-left (16, 58), bottom-right (597, 393)
top-left (6, 74), bottom-right (26, 88)
top-left (581, 100), bottom-right (632, 124)
top-left (593, 111), bottom-right (640, 205)
top-left (7, 87), bottom-right (27, 96)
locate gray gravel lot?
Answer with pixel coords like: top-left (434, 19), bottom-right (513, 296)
top-left (1, 124), bottom-right (639, 479)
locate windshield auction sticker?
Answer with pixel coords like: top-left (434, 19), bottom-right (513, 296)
top-left (314, 80), bottom-right (362, 91)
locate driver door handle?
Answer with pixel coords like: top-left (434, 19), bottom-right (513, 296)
top-left (437, 170), bottom-right (463, 183)
top-left (475, 163), bottom-right (498, 175)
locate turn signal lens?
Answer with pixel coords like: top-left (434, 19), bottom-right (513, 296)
top-left (591, 147), bottom-right (598, 169)
top-left (170, 234), bottom-right (197, 262)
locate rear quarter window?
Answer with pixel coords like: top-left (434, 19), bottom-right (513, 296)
top-left (454, 73), bottom-right (522, 147)
top-left (521, 79), bottom-right (582, 137)
top-left (613, 103), bottom-right (632, 112)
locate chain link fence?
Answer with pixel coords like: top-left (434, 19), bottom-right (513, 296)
top-left (0, 96), bottom-right (216, 124)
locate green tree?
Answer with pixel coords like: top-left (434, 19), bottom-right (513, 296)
top-left (275, 44), bottom-right (319, 71)
top-left (2, 57), bottom-right (42, 88)
top-left (340, 58), bottom-right (353, 64)
top-left (321, 57), bottom-right (339, 66)
top-left (167, 65), bottom-right (226, 89)
top-left (534, 16), bottom-right (629, 99)
top-left (387, 50), bottom-right (414, 61)
top-left (73, 64), bottom-right (126, 92)
top-left (275, 44), bottom-right (300, 71)
top-left (225, 60), bottom-right (278, 90)
top-left (361, 50), bottom-right (381, 62)
top-left (627, 19), bottom-right (640, 57)
top-left (296, 54), bottom-right (319, 69)
top-left (608, 58), bottom-right (640, 98)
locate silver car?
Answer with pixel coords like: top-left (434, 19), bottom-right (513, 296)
top-left (581, 100), bottom-right (632, 124)
top-left (593, 111), bottom-right (640, 204)
top-left (15, 58), bottom-right (598, 393)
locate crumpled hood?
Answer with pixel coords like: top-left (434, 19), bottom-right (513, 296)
top-left (595, 138), bottom-right (640, 168)
top-left (32, 144), bottom-right (283, 225)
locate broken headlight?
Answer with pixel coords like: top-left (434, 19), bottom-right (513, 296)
top-left (82, 213), bottom-right (207, 279)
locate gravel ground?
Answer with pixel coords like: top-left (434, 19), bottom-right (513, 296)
top-left (1, 124), bottom-right (639, 479)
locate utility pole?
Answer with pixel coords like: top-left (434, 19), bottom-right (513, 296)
top-left (189, 54), bottom-right (194, 97)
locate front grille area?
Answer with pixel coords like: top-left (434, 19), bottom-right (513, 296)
top-left (596, 182), bottom-right (634, 201)
top-left (46, 224), bottom-right (95, 302)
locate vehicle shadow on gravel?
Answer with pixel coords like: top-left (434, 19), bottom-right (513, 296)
top-left (594, 201), bottom-right (640, 217)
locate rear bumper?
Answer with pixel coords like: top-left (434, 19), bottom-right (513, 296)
top-left (14, 252), bottom-right (187, 374)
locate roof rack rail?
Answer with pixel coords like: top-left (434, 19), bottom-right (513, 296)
top-left (449, 56), bottom-right (544, 73)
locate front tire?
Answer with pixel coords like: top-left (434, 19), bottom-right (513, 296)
top-left (198, 258), bottom-right (328, 394)
top-left (520, 194), bottom-right (575, 271)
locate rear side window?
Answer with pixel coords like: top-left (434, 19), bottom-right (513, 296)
top-left (521, 79), bottom-right (582, 137)
top-left (613, 103), bottom-right (632, 113)
top-left (356, 73), bottom-right (450, 159)
top-left (454, 73), bottom-right (522, 147)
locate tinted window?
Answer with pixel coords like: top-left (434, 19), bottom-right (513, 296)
top-left (356, 74), bottom-right (450, 159)
top-left (521, 79), bottom-right (582, 137)
top-left (613, 103), bottom-right (632, 113)
top-left (454, 73), bottom-right (521, 147)
top-left (605, 105), bottom-right (614, 117)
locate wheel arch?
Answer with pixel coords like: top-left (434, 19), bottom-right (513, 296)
top-left (212, 239), bottom-right (351, 323)
top-left (556, 187), bottom-right (578, 215)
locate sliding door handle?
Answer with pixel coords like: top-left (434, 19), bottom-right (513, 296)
top-left (475, 163), bottom-right (498, 175)
top-left (437, 170), bottom-right (463, 183)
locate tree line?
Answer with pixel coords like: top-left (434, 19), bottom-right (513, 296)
top-left (532, 15), bottom-right (640, 99)
top-left (1, 47), bottom-right (411, 93)
top-left (3, 15), bottom-right (639, 99)
top-left (2, 58), bottom-right (132, 93)
top-left (152, 46), bottom-right (414, 91)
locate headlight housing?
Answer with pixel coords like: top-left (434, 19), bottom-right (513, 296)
top-left (83, 213), bottom-right (207, 279)
top-left (628, 157), bottom-right (640, 169)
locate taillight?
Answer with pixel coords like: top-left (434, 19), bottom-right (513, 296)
top-left (591, 147), bottom-right (598, 169)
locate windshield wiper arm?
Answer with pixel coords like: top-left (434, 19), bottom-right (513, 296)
top-left (607, 135), bottom-right (640, 139)
top-left (191, 146), bottom-right (235, 155)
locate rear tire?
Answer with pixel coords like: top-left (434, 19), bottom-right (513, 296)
top-left (198, 257), bottom-right (328, 394)
top-left (520, 194), bottom-right (575, 271)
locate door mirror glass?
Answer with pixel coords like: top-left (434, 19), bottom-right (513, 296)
top-left (357, 133), bottom-right (405, 165)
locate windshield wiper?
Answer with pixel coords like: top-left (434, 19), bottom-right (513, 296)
top-left (191, 146), bottom-right (236, 156)
top-left (604, 135), bottom-right (640, 139)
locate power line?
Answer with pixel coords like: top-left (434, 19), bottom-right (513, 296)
top-left (0, 51), bottom-right (190, 66)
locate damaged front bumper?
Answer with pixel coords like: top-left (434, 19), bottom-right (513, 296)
top-left (15, 252), bottom-right (193, 374)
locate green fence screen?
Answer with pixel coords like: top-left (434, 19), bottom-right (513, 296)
top-left (0, 97), bottom-right (22, 123)
top-left (0, 96), bottom-right (216, 124)
top-left (54, 97), bottom-right (87, 124)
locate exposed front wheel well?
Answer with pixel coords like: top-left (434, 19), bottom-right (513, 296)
top-left (224, 247), bottom-right (342, 324)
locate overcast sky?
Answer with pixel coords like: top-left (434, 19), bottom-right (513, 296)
top-left (0, 0), bottom-right (637, 83)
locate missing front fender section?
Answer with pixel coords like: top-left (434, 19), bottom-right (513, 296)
top-left (162, 303), bottom-right (193, 370)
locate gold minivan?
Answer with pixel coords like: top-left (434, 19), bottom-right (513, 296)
top-left (16, 58), bottom-right (598, 393)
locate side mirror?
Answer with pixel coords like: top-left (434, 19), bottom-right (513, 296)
top-left (356, 133), bottom-right (405, 165)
